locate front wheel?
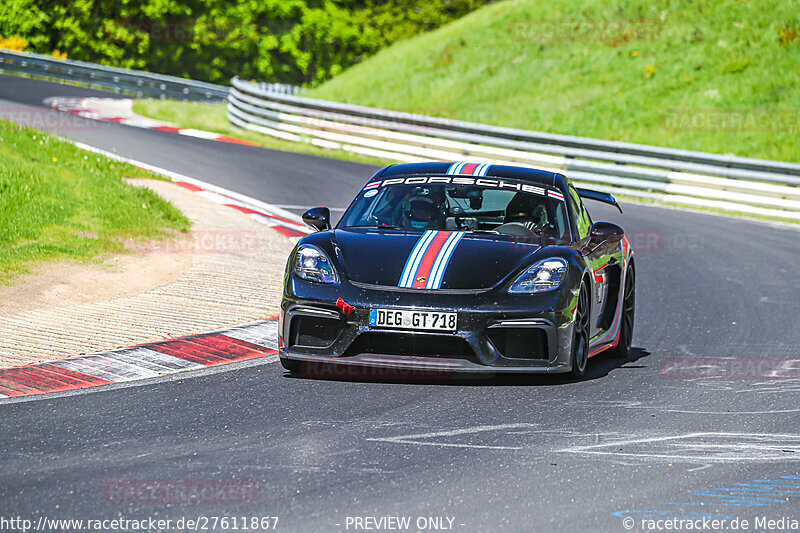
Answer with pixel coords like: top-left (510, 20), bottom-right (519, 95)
top-left (280, 357), bottom-right (301, 375)
top-left (568, 281), bottom-right (590, 379)
top-left (608, 264), bottom-right (635, 359)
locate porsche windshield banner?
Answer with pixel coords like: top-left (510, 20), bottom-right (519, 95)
top-left (362, 175), bottom-right (566, 202)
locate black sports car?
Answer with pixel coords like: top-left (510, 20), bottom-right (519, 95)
top-left (279, 162), bottom-right (635, 378)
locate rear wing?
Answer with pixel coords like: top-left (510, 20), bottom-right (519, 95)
top-left (576, 188), bottom-right (623, 214)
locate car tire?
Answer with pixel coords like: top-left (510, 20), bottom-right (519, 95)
top-left (280, 357), bottom-right (301, 375)
top-left (568, 281), bottom-right (590, 379)
top-left (608, 264), bottom-right (635, 359)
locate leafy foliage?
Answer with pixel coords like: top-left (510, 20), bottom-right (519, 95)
top-left (0, 0), bottom-right (487, 85)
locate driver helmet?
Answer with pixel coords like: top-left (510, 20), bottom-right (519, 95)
top-left (401, 187), bottom-right (445, 229)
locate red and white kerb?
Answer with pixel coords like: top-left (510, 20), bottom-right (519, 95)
top-left (0, 320), bottom-right (279, 399)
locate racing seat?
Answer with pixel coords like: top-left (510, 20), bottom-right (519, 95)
top-left (496, 192), bottom-right (550, 235)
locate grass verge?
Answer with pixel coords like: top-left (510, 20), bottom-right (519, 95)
top-left (309, 0), bottom-right (799, 163)
top-left (0, 118), bottom-right (190, 285)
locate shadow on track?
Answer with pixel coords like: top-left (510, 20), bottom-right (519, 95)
top-left (281, 346), bottom-right (651, 387)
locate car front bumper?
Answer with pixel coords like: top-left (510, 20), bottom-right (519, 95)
top-left (278, 277), bottom-right (578, 375)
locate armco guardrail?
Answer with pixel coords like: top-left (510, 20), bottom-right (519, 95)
top-left (228, 76), bottom-right (800, 221)
top-left (0, 49), bottom-right (231, 101)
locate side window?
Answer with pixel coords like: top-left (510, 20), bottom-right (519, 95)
top-left (580, 194), bottom-right (593, 228)
top-left (568, 185), bottom-right (592, 239)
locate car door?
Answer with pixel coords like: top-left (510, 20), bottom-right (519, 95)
top-left (567, 184), bottom-right (616, 339)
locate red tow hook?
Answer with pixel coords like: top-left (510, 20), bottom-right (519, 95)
top-left (335, 298), bottom-right (356, 315)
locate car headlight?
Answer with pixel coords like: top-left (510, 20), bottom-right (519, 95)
top-left (293, 244), bottom-right (338, 283)
top-left (508, 257), bottom-right (568, 293)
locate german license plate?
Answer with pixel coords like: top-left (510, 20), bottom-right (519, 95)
top-left (369, 308), bottom-right (457, 332)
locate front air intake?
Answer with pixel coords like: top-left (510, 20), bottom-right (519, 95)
top-left (288, 315), bottom-right (344, 348)
top-left (344, 332), bottom-right (477, 360)
top-left (487, 328), bottom-right (549, 359)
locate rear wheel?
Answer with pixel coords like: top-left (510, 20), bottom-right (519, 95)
top-left (568, 282), bottom-right (590, 379)
top-left (608, 264), bottom-right (635, 359)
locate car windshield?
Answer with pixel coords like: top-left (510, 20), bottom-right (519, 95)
top-left (339, 179), bottom-right (571, 241)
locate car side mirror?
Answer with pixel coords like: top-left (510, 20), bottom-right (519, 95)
top-left (589, 221), bottom-right (624, 246)
top-left (302, 207), bottom-right (331, 232)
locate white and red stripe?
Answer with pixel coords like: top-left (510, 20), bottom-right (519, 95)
top-left (399, 230), bottom-right (465, 289)
top-left (547, 190), bottom-right (565, 201)
top-left (592, 262), bottom-right (608, 283)
top-left (446, 162), bottom-right (491, 176)
top-left (171, 181), bottom-right (310, 241)
top-left (0, 320), bottom-right (279, 399)
top-left (70, 141), bottom-right (311, 243)
top-left (48, 97), bottom-right (256, 146)
top-left (426, 231), bottom-right (466, 289)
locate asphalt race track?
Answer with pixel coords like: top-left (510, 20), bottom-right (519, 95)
top-left (2, 75), bottom-right (800, 532)
top-left (0, 74), bottom-right (369, 217)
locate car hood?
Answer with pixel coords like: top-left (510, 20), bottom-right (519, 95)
top-left (331, 228), bottom-right (542, 290)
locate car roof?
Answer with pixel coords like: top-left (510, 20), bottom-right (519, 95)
top-left (372, 162), bottom-right (567, 189)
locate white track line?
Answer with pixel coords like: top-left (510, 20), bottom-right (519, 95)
top-left (69, 140), bottom-right (311, 234)
top-left (367, 423), bottom-right (537, 450)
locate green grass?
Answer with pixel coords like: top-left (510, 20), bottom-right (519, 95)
top-left (308, 0), bottom-right (800, 163)
top-left (0, 119), bottom-right (190, 284)
top-left (131, 99), bottom-right (393, 167)
top-left (130, 1), bottom-right (799, 225)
